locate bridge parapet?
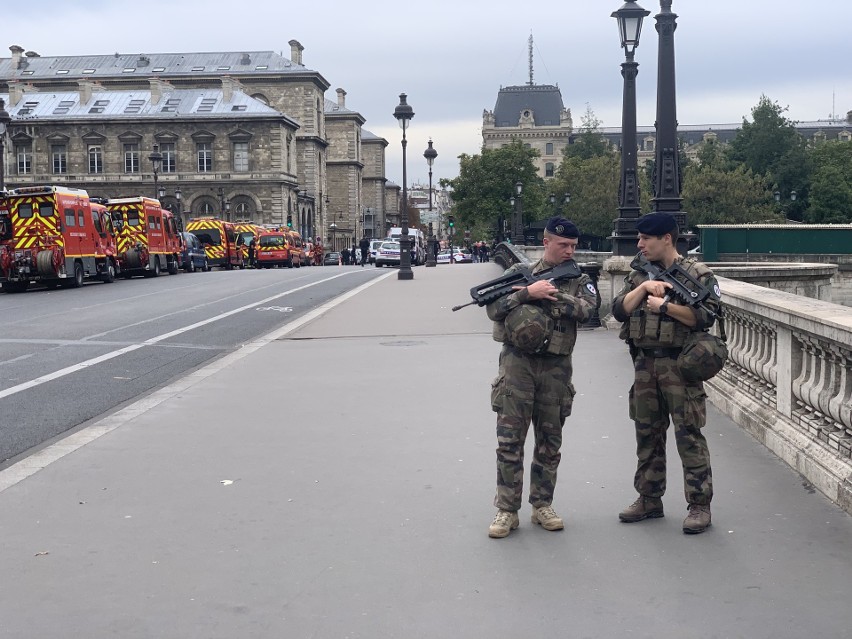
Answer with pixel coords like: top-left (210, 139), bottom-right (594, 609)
top-left (708, 277), bottom-right (852, 512)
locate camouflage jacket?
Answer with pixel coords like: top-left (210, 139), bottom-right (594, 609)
top-left (611, 256), bottom-right (720, 348)
top-left (486, 258), bottom-right (598, 355)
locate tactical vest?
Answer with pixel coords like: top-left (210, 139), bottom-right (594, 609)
top-left (622, 257), bottom-right (711, 349)
top-left (493, 259), bottom-right (587, 356)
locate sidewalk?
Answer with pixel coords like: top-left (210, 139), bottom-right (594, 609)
top-left (1, 264), bottom-right (851, 639)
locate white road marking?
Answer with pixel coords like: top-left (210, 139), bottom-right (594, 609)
top-left (0, 271), bottom-right (358, 401)
top-left (0, 270), bottom-right (394, 492)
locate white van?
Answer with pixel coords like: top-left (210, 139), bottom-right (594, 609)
top-left (387, 227), bottom-right (426, 265)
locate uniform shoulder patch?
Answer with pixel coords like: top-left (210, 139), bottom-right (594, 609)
top-left (586, 282), bottom-right (597, 295)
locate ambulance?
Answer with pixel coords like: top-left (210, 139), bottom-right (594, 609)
top-left (185, 217), bottom-right (244, 269)
top-left (0, 185), bottom-right (119, 292)
top-left (107, 197), bottom-right (183, 278)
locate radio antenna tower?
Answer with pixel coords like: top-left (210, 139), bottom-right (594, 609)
top-left (528, 33), bottom-right (534, 86)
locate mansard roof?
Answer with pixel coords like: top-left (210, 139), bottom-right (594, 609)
top-left (0, 50), bottom-right (324, 82)
top-left (492, 84), bottom-right (565, 127)
top-left (1, 88), bottom-right (296, 126)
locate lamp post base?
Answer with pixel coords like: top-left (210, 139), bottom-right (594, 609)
top-left (398, 268), bottom-right (414, 280)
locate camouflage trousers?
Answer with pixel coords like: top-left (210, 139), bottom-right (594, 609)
top-left (629, 353), bottom-right (713, 505)
top-left (491, 345), bottom-right (575, 511)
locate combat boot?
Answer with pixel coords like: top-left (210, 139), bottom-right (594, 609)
top-left (488, 510), bottom-right (519, 538)
top-left (531, 505), bottom-right (564, 531)
top-left (683, 504), bottom-right (711, 534)
top-left (618, 496), bottom-right (664, 523)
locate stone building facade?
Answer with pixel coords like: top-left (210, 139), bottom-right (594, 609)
top-left (324, 89), bottom-right (364, 251)
top-left (361, 130), bottom-right (389, 239)
top-left (0, 43), bottom-right (390, 241)
top-left (481, 83), bottom-right (573, 179)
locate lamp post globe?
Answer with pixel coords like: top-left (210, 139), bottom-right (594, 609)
top-left (424, 139), bottom-right (438, 267)
top-left (393, 93), bottom-right (415, 280)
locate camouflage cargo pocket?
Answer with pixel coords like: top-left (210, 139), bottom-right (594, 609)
top-left (560, 382), bottom-right (576, 420)
top-left (684, 385), bottom-right (707, 428)
top-left (490, 373), bottom-right (505, 412)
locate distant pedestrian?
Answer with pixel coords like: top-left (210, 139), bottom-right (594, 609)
top-left (359, 236), bottom-right (371, 267)
top-left (247, 237), bottom-right (256, 268)
top-left (341, 247), bottom-right (350, 266)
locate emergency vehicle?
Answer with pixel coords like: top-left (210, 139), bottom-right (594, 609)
top-left (107, 197), bottom-right (182, 278)
top-left (254, 230), bottom-right (299, 268)
top-left (233, 221), bottom-right (264, 264)
top-left (0, 185), bottom-right (120, 292)
top-left (185, 217), bottom-right (244, 269)
top-left (286, 230), bottom-right (305, 267)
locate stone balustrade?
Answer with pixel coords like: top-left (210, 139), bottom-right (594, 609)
top-left (707, 277), bottom-right (852, 512)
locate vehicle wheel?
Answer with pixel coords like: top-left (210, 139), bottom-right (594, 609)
top-left (203, 259), bottom-right (210, 272)
top-left (122, 270), bottom-right (132, 279)
top-left (102, 260), bottom-right (116, 283)
top-left (286, 256), bottom-right (293, 269)
top-left (2, 280), bottom-right (29, 293)
top-left (185, 258), bottom-right (195, 273)
top-left (64, 262), bottom-right (84, 288)
top-left (168, 257), bottom-right (179, 275)
top-left (144, 258), bottom-right (160, 278)
top-left (44, 280), bottom-right (60, 290)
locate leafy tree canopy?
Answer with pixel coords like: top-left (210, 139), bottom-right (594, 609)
top-left (806, 142), bottom-right (852, 223)
top-left (551, 153), bottom-right (620, 240)
top-left (563, 104), bottom-right (610, 161)
top-left (682, 163), bottom-right (781, 226)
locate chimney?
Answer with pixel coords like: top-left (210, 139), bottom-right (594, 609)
top-left (9, 45), bottom-right (24, 69)
top-left (847, 110), bottom-right (852, 125)
top-left (336, 88), bottom-right (346, 109)
top-left (6, 79), bottom-right (34, 106)
top-left (240, 53), bottom-right (251, 65)
top-left (24, 51), bottom-right (40, 58)
top-left (288, 39), bottom-right (304, 65)
top-left (221, 76), bottom-right (243, 102)
top-left (148, 77), bottom-right (174, 105)
top-left (78, 79), bottom-right (102, 105)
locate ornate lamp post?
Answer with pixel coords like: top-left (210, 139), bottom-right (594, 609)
top-left (549, 192), bottom-right (571, 215)
top-left (610, 0), bottom-right (650, 256)
top-left (512, 180), bottom-right (524, 245)
top-left (174, 187), bottom-right (183, 226)
top-left (148, 144), bottom-right (163, 201)
top-left (651, 0), bottom-right (690, 252)
top-left (393, 93), bottom-right (415, 280)
top-left (424, 138), bottom-right (438, 267)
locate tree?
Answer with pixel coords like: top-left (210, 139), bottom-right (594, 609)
top-left (681, 163), bottom-right (781, 227)
top-left (806, 141), bottom-right (852, 223)
top-left (441, 139), bottom-right (546, 239)
top-left (563, 104), bottom-right (609, 160)
top-left (551, 153), bottom-right (620, 240)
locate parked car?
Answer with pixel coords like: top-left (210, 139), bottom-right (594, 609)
top-left (437, 248), bottom-right (470, 264)
top-left (323, 251), bottom-right (341, 266)
top-left (180, 231), bottom-right (209, 272)
top-left (368, 239), bottom-right (385, 264)
top-left (375, 241), bottom-right (401, 267)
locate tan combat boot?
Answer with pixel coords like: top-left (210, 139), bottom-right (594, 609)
top-left (683, 504), bottom-right (711, 534)
top-left (488, 510), bottom-right (520, 538)
top-left (618, 496), bottom-right (664, 522)
top-left (531, 505), bottom-right (564, 531)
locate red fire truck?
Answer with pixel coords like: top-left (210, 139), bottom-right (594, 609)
top-left (185, 217), bottom-right (244, 269)
top-left (0, 185), bottom-right (120, 292)
top-left (107, 197), bottom-right (182, 278)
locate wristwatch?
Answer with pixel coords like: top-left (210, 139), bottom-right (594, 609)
top-left (659, 301), bottom-right (669, 315)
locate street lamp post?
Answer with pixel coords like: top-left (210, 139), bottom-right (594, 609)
top-left (610, 0), bottom-right (650, 256)
top-left (148, 144), bottom-right (163, 201)
top-left (393, 93), bottom-right (415, 281)
top-left (424, 138), bottom-right (438, 267)
top-left (651, 0), bottom-right (690, 253)
top-left (549, 192), bottom-right (571, 216)
top-left (512, 181), bottom-right (524, 245)
top-left (174, 187), bottom-right (183, 226)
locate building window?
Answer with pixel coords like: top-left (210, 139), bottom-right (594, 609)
top-left (546, 142), bottom-right (554, 155)
top-left (233, 142), bottom-right (249, 172)
top-left (124, 143), bottom-right (140, 173)
top-left (88, 145), bottom-right (103, 174)
top-left (197, 143), bottom-right (213, 172)
top-left (161, 143), bottom-right (176, 173)
top-left (52, 145), bottom-right (67, 174)
top-left (198, 201), bottom-right (215, 215)
top-left (545, 162), bottom-right (554, 178)
top-left (17, 145), bottom-right (32, 175)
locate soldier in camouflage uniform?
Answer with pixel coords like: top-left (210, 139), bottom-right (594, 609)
top-left (611, 213), bottom-right (721, 534)
top-left (485, 217), bottom-right (598, 538)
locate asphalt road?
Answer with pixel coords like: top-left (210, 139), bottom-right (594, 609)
top-left (0, 264), bottom-right (388, 464)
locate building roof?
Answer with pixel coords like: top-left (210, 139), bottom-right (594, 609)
top-left (0, 50), bottom-right (316, 81)
top-left (0, 88), bottom-right (295, 125)
top-left (493, 84), bottom-right (565, 127)
top-left (324, 98), bottom-right (357, 115)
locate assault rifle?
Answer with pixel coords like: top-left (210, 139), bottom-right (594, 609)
top-left (451, 260), bottom-right (582, 312)
top-left (630, 253), bottom-right (722, 319)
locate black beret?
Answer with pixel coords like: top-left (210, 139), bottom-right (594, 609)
top-left (545, 216), bottom-right (579, 238)
top-left (636, 212), bottom-right (678, 236)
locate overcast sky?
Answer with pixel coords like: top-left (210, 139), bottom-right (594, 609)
top-left (10, 0), bottom-right (849, 187)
